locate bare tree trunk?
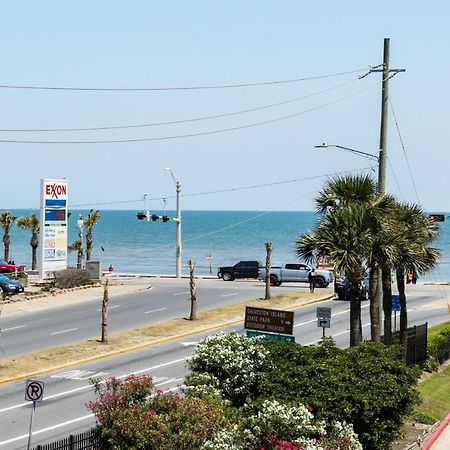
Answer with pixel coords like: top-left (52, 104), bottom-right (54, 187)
top-left (77, 249), bottom-right (83, 269)
top-left (188, 260), bottom-right (198, 320)
top-left (264, 242), bottom-right (272, 300)
top-left (382, 267), bottom-right (393, 345)
top-left (369, 265), bottom-right (381, 342)
top-left (101, 279), bottom-right (109, 343)
top-left (397, 268), bottom-right (408, 361)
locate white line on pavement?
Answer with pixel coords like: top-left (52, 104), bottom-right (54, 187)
top-left (220, 292), bottom-right (239, 298)
top-left (1, 325), bottom-right (26, 332)
top-left (145, 307), bottom-right (168, 314)
top-left (50, 328), bottom-right (78, 336)
top-left (96, 305), bottom-right (120, 312)
top-left (173, 291), bottom-right (190, 296)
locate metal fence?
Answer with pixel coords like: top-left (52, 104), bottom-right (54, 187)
top-left (391, 322), bottom-right (428, 366)
top-left (32, 429), bottom-right (99, 450)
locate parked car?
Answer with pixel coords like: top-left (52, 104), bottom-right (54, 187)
top-left (0, 259), bottom-right (21, 273)
top-left (0, 274), bottom-right (24, 294)
top-left (217, 261), bottom-right (261, 281)
top-left (258, 263), bottom-right (333, 287)
top-left (336, 277), bottom-right (369, 301)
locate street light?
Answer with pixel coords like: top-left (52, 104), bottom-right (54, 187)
top-left (164, 167), bottom-right (182, 279)
top-left (76, 215), bottom-right (84, 268)
top-left (315, 143), bottom-right (379, 162)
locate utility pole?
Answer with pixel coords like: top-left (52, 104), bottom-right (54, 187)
top-left (175, 180), bottom-right (181, 279)
top-left (370, 38), bottom-right (405, 341)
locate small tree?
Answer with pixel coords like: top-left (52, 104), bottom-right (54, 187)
top-left (68, 240), bottom-right (83, 269)
top-left (264, 242), bottom-right (272, 300)
top-left (101, 279), bottom-right (109, 343)
top-left (0, 211), bottom-right (17, 261)
top-left (17, 214), bottom-right (40, 270)
top-left (84, 209), bottom-right (100, 261)
top-left (188, 259), bottom-right (198, 320)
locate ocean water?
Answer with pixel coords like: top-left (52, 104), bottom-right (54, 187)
top-left (4, 209), bottom-right (450, 281)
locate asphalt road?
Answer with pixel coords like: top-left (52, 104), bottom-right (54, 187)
top-left (0, 278), bottom-right (302, 358)
top-left (0, 283), bottom-right (449, 449)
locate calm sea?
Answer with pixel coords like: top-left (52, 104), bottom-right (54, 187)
top-left (4, 209), bottom-right (450, 281)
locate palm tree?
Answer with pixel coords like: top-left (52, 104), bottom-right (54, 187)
top-left (188, 259), bottom-right (198, 320)
top-left (297, 205), bottom-right (373, 346)
top-left (68, 240), bottom-right (83, 269)
top-left (84, 210), bottom-right (101, 261)
top-left (0, 211), bottom-right (17, 261)
top-left (264, 242), bottom-right (272, 300)
top-left (17, 214), bottom-right (40, 270)
top-left (391, 203), bottom-right (440, 359)
top-left (315, 174), bottom-right (395, 342)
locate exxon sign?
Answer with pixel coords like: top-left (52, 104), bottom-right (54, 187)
top-left (44, 182), bottom-right (67, 199)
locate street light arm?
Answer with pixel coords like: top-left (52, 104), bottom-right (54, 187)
top-left (315, 144), bottom-right (379, 162)
top-left (164, 167), bottom-right (177, 186)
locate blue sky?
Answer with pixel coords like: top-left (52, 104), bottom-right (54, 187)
top-left (1, 1), bottom-right (449, 212)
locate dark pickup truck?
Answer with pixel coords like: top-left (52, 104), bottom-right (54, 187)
top-left (217, 261), bottom-right (261, 281)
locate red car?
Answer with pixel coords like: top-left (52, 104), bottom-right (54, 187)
top-left (0, 259), bottom-right (21, 273)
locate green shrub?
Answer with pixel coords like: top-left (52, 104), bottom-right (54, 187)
top-left (257, 339), bottom-right (420, 450)
top-left (428, 322), bottom-right (450, 362)
top-left (414, 411), bottom-right (437, 425)
top-left (52, 268), bottom-right (94, 289)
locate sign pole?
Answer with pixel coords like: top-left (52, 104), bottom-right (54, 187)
top-left (322, 327), bottom-right (326, 339)
top-left (27, 401), bottom-right (36, 450)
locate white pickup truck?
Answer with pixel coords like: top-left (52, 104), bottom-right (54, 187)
top-left (258, 263), bottom-right (333, 288)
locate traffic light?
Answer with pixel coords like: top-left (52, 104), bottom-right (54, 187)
top-left (162, 215), bottom-right (170, 222)
top-left (136, 212), bottom-right (147, 220)
top-left (151, 214), bottom-right (159, 221)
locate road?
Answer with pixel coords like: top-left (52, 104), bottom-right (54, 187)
top-left (0, 283), bottom-right (449, 449)
top-left (0, 278), bottom-right (302, 357)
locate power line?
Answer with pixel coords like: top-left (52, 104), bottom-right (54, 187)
top-left (388, 97), bottom-right (421, 203)
top-left (70, 166), bottom-right (373, 208)
top-left (0, 82), bottom-right (379, 144)
top-left (0, 78), bottom-right (359, 133)
top-left (0, 67), bottom-right (370, 92)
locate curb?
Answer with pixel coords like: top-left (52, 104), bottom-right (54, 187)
top-left (422, 412), bottom-right (450, 450)
top-left (0, 293), bottom-right (334, 385)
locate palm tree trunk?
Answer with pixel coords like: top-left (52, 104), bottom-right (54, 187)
top-left (349, 288), bottom-right (362, 346)
top-left (188, 260), bottom-right (197, 320)
top-left (77, 250), bottom-right (82, 269)
top-left (31, 245), bottom-right (38, 271)
top-left (101, 279), bottom-right (109, 343)
top-left (396, 268), bottom-right (408, 361)
top-left (382, 267), bottom-right (393, 345)
top-left (3, 235), bottom-right (10, 261)
top-left (369, 265), bottom-right (381, 341)
top-left (264, 242), bottom-right (272, 300)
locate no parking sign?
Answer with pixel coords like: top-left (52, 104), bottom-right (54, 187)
top-left (25, 379), bottom-right (44, 402)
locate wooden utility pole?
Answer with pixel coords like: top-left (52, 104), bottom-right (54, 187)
top-left (188, 259), bottom-right (197, 320)
top-left (101, 279), bottom-right (109, 343)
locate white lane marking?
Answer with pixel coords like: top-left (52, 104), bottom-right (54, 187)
top-left (331, 322), bottom-right (371, 338)
top-left (181, 341), bottom-right (198, 347)
top-left (0, 358), bottom-right (186, 413)
top-left (50, 328), bottom-right (78, 336)
top-left (0, 385), bottom-right (182, 447)
top-left (1, 325), bottom-right (26, 332)
top-left (173, 291), bottom-right (190, 296)
top-left (220, 292), bottom-right (239, 298)
top-left (51, 370), bottom-right (108, 380)
top-left (294, 304), bottom-right (369, 328)
top-left (145, 307), bottom-right (167, 314)
top-left (96, 305), bottom-right (120, 311)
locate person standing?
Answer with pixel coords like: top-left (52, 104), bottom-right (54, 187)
top-left (308, 267), bottom-right (317, 293)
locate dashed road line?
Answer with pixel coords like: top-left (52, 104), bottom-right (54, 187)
top-left (145, 307), bottom-right (167, 314)
top-left (50, 328), bottom-right (78, 336)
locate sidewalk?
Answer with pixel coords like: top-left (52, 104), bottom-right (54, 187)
top-left (423, 412), bottom-right (450, 450)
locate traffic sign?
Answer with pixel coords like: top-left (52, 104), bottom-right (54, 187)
top-left (391, 295), bottom-right (400, 312)
top-left (245, 306), bottom-right (294, 335)
top-left (316, 307), bottom-right (331, 319)
top-left (317, 317), bottom-right (331, 328)
top-left (246, 330), bottom-right (295, 342)
top-left (25, 380), bottom-right (44, 403)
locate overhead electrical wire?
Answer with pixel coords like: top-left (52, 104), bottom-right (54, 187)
top-left (70, 166), bottom-right (373, 208)
top-left (0, 67), bottom-right (370, 92)
top-left (0, 78), bottom-right (359, 133)
top-left (0, 81), bottom-right (381, 145)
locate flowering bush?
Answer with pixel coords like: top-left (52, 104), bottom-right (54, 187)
top-left (86, 375), bottom-right (228, 449)
top-left (187, 331), bottom-right (272, 405)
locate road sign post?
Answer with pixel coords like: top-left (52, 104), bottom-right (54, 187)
top-left (25, 379), bottom-right (44, 450)
top-left (317, 307), bottom-right (332, 338)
